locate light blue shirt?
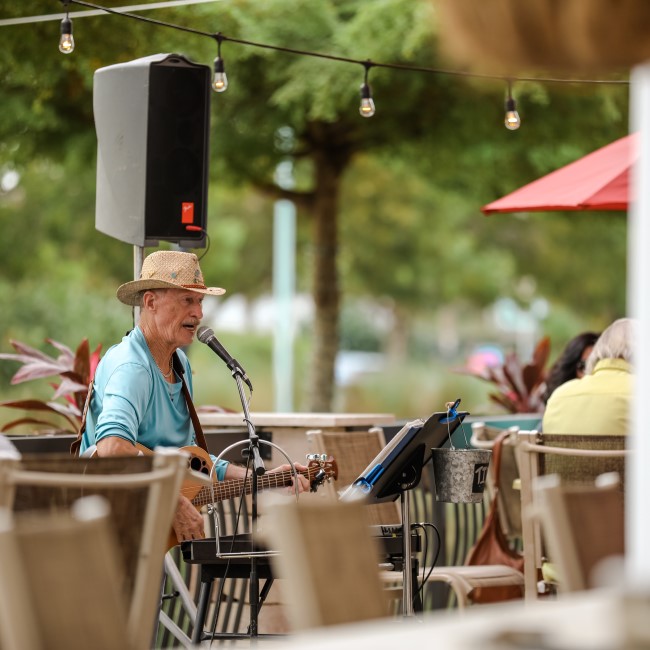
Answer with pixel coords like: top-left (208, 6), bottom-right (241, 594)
top-left (81, 327), bottom-right (228, 480)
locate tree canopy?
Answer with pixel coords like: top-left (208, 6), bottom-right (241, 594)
top-left (0, 0), bottom-right (630, 411)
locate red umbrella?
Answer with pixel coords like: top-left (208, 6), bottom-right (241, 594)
top-left (482, 133), bottom-right (637, 214)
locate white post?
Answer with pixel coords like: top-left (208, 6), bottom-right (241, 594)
top-left (627, 63), bottom-right (650, 586)
top-left (273, 160), bottom-right (296, 412)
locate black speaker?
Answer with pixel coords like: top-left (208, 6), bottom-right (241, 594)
top-left (94, 53), bottom-right (210, 247)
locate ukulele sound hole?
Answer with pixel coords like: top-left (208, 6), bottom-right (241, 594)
top-left (190, 456), bottom-right (210, 475)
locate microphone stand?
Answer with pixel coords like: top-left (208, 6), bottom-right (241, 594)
top-left (231, 364), bottom-right (265, 638)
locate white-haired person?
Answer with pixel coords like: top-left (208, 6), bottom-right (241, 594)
top-left (79, 250), bottom-right (309, 543)
top-left (542, 318), bottom-right (634, 435)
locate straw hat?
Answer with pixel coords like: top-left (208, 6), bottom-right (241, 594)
top-left (117, 250), bottom-right (226, 306)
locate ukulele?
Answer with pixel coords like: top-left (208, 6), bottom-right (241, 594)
top-left (135, 443), bottom-right (338, 550)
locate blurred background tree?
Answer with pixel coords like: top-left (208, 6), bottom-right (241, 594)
top-left (0, 0), bottom-right (628, 421)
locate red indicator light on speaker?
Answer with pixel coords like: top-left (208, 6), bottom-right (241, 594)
top-left (181, 202), bottom-right (195, 224)
top-left (185, 225), bottom-right (202, 232)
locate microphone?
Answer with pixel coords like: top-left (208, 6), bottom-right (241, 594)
top-left (197, 326), bottom-right (253, 391)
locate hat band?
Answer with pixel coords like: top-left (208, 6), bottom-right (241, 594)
top-left (182, 283), bottom-right (208, 290)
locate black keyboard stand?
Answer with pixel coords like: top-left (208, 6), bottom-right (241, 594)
top-left (183, 529), bottom-right (422, 641)
top-left (181, 533), bottom-right (273, 644)
top-left (192, 561), bottom-right (275, 643)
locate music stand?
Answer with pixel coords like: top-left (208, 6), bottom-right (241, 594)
top-left (341, 407), bottom-right (468, 616)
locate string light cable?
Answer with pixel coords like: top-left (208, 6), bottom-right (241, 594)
top-left (27, 0), bottom-right (633, 120)
top-left (0, 0), bottom-right (224, 26)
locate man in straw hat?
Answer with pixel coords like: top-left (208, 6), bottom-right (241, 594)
top-left (80, 250), bottom-right (309, 543)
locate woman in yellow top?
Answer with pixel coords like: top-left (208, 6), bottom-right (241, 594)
top-left (542, 318), bottom-right (634, 435)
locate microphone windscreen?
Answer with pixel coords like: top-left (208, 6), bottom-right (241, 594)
top-left (197, 325), bottom-right (213, 343)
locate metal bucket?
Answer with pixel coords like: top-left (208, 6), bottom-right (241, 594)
top-left (431, 448), bottom-right (492, 503)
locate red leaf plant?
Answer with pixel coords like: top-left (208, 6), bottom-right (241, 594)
top-left (455, 337), bottom-right (551, 414)
top-left (0, 338), bottom-right (101, 435)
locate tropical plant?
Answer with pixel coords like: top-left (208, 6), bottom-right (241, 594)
top-left (455, 337), bottom-right (551, 414)
top-left (0, 338), bottom-right (101, 435)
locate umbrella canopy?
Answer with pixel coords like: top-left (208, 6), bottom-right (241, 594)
top-left (482, 133), bottom-right (637, 214)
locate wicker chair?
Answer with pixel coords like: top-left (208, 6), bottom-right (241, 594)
top-left (515, 430), bottom-right (628, 600)
top-left (0, 449), bottom-right (189, 650)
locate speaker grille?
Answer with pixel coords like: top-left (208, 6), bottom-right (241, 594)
top-left (145, 57), bottom-right (210, 245)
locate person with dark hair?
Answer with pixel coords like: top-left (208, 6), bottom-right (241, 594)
top-left (543, 331), bottom-right (600, 404)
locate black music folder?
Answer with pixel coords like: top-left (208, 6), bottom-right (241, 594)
top-left (340, 406), bottom-right (468, 504)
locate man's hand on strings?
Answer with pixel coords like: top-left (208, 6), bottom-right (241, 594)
top-left (270, 462), bottom-right (310, 494)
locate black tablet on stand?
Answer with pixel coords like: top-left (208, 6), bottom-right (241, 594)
top-left (341, 405), bottom-right (469, 504)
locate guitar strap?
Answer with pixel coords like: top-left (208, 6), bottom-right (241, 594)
top-left (172, 352), bottom-right (209, 453)
top-left (70, 353), bottom-right (208, 456)
top-left (70, 379), bottom-right (94, 457)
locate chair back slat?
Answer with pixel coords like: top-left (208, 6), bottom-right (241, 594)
top-left (0, 496), bottom-right (132, 650)
top-left (13, 454), bottom-right (154, 600)
top-left (535, 475), bottom-right (625, 592)
top-left (538, 434), bottom-right (627, 488)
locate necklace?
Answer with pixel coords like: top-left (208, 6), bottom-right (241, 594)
top-left (155, 357), bottom-right (174, 380)
top-left (142, 332), bottom-right (175, 386)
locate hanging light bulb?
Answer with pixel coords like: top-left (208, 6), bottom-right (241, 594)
top-left (212, 57), bottom-right (228, 92)
top-left (59, 15), bottom-right (74, 54)
top-left (504, 81), bottom-right (520, 130)
top-left (504, 97), bottom-right (521, 130)
top-left (359, 62), bottom-right (375, 118)
top-left (212, 34), bottom-right (228, 92)
top-left (359, 83), bottom-right (375, 117)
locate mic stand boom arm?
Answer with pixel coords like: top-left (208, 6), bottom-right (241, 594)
top-left (232, 368), bottom-right (264, 477)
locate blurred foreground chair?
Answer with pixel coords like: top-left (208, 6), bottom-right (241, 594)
top-left (307, 429), bottom-right (405, 609)
top-left (261, 498), bottom-right (391, 630)
top-left (307, 427), bottom-right (524, 610)
top-left (0, 449), bottom-right (190, 650)
top-left (0, 495), bottom-right (130, 650)
top-left (515, 431), bottom-right (628, 600)
top-left (534, 472), bottom-right (625, 594)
